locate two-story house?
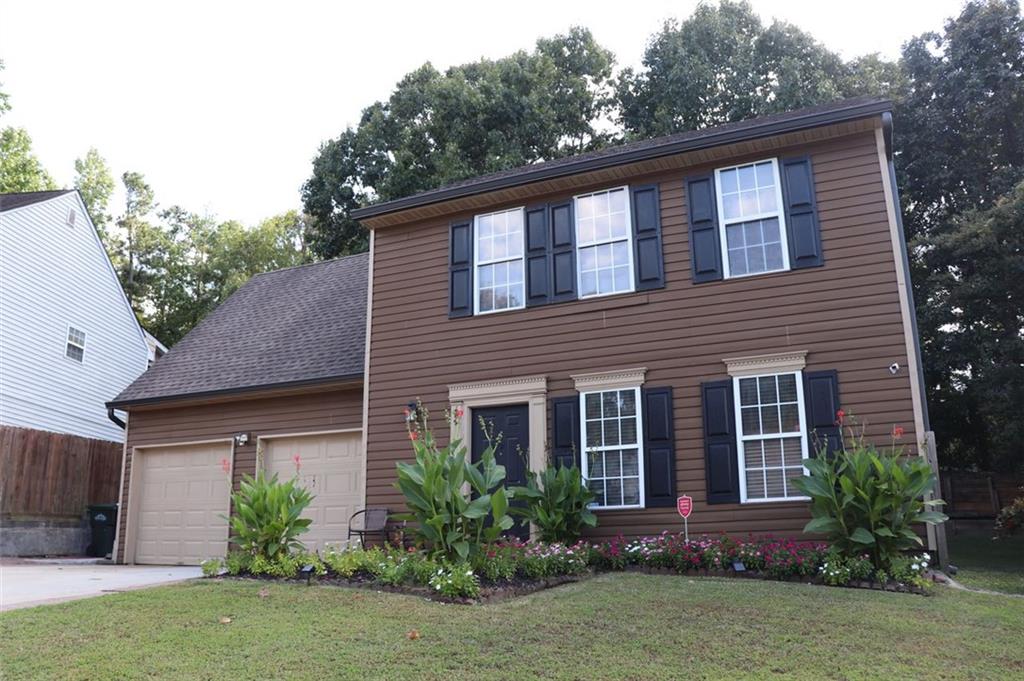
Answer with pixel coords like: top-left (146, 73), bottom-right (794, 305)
top-left (107, 97), bottom-right (940, 566)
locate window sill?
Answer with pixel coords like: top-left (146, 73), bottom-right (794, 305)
top-left (590, 504), bottom-right (644, 512)
top-left (741, 496), bottom-right (810, 504)
top-left (459, 291), bottom-right (650, 321)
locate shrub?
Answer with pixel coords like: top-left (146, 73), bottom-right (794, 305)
top-left (428, 563), bottom-right (481, 599)
top-left (994, 487), bottom-right (1024, 538)
top-left (889, 553), bottom-right (933, 589)
top-left (472, 544), bottom-right (519, 582)
top-left (792, 414), bottom-right (947, 571)
top-left (510, 464), bottom-right (597, 543)
top-left (200, 558), bottom-right (223, 577)
top-left (225, 550), bottom-right (252, 576)
top-left (323, 546), bottom-right (366, 578)
top-left (394, 402), bottom-right (515, 561)
top-left (226, 471), bottom-right (314, 560)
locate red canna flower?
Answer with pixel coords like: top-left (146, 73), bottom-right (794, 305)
top-left (892, 425), bottom-right (905, 439)
top-left (409, 431), bottom-right (419, 441)
top-left (455, 407), bottom-right (464, 420)
top-left (292, 454), bottom-right (301, 472)
top-left (220, 458), bottom-right (230, 474)
top-left (835, 409), bottom-right (845, 425)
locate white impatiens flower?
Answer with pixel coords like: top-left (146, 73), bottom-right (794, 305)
top-left (465, 570), bottom-right (473, 576)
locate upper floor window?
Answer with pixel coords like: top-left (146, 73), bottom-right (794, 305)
top-left (65, 326), bottom-right (86, 363)
top-left (581, 386), bottom-right (644, 509)
top-left (474, 207), bottom-right (525, 314)
top-left (715, 159), bottom-right (789, 278)
top-left (575, 187), bottom-right (634, 298)
top-left (733, 371), bottom-right (809, 502)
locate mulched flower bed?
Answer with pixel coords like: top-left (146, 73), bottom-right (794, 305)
top-left (220, 571), bottom-right (591, 605)
top-left (629, 565), bottom-right (935, 595)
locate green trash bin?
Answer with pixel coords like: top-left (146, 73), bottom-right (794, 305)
top-left (87, 504), bottom-right (118, 558)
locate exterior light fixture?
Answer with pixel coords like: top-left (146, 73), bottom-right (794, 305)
top-left (233, 432), bottom-right (250, 447)
top-left (300, 564), bottom-right (315, 586)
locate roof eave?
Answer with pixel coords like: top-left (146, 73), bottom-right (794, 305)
top-left (351, 98), bottom-right (892, 222)
top-left (107, 372), bottom-right (364, 410)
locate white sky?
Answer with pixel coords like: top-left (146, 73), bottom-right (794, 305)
top-left (0, 0), bottom-right (965, 225)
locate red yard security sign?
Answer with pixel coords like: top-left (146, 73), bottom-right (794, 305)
top-left (677, 495), bottom-right (693, 518)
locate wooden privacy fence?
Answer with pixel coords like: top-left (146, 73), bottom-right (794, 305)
top-left (940, 469), bottom-right (1024, 519)
top-left (0, 426), bottom-right (122, 518)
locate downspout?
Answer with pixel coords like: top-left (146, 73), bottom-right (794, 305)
top-left (107, 407), bottom-right (126, 430)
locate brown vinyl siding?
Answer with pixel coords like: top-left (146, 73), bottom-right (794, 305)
top-left (115, 388), bottom-right (362, 562)
top-left (365, 129), bottom-right (918, 539)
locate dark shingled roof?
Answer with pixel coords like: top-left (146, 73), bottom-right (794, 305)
top-left (109, 253), bottom-right (368, 407)
top-left (0, 189), bottom-right (75, 212)
top-left (351, 96), bottom-right (892, 220)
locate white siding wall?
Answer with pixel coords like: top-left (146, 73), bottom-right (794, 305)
top-left (0, 193), bottom-right (150, 441)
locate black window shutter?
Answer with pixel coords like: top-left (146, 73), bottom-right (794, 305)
top-left (701, 379), bottom-right (740, 504)
top-left (780, 156), bottom-right (824, 269)
top-left (549, 200), bottom-right (577, 302)
top-left (449, 220), bottom-right (473, 318)
top-left (803, 370), bottom-right (842, 457)
top-left (525, 205), bottom-right (550, 307)
top-left (550, 395), bottom-right (580, 469)
top-left (642, 386), bottom-right (675, 507)
top-left (686, 175), bottom-right (723, 283)
top-left (630, 185), bottom-right (665, 291)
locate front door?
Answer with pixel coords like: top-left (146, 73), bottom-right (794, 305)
top-left (471, 405), bottom-right (530, 540)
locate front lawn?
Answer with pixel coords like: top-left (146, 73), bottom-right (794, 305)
top-left (948, 527), bottom-right (1024, 595)
top-left (2, 574), bottom-right (1022, 680)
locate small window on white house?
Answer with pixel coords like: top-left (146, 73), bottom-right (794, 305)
top-left (715, 159), bottom-right (789, 278)
top-left (66, 326), bottom-right (87, 362)
top-left (575, 187), bottom-right (634, 298)
top-left (734, 372), bottom-right (809, 502)
top-left (474, 207), bottom-right (525, 314)
top-left (67, 208), bottom-right (77, 227)
top-left (581, 387), bottom-right (644, 509)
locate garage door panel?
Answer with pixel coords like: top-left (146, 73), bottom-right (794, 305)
top-left (264, 432), bottom-right (363, 554)
top-left (134, 442), bottom-right (231, 565)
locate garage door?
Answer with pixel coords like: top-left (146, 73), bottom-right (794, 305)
top-left (134, 442), bottom-right (232, 565)
top-left (263, 432), bottom-right (363, 553)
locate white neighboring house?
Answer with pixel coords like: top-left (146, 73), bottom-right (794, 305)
top-left (0, 190), bottom-right (152, 442)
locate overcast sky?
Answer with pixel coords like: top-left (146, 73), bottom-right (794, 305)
top-left (0, 0), bottom-right (966, 225)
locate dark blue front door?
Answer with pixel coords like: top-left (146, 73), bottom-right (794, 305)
top-left (471, 405), bottom-right (530, 540)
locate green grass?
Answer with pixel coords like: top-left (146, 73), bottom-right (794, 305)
top-left (948, 527), bottom-right (1024, 595)
top-left (2, 575), bottom-right (1022, 680)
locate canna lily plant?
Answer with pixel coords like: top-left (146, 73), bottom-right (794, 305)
top-left (394, 401), bottom-right (515, 561)
top-left (510, 463), bottom-right (597, 543)
top-left (225, 471), bottom-right (314, 560)
top-left (792, 412), bottom-right (947, 570)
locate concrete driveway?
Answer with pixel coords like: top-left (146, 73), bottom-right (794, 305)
top-left (1, 559), bottom-right (202, 611)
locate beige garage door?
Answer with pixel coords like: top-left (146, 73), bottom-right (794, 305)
top-left (134, 442), bottom-right (232, 565)
top-left (263, 432), bottom-right (363, 553)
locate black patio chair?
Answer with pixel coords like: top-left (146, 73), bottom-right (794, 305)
top-left (347, 508), bottom-right (390, 547)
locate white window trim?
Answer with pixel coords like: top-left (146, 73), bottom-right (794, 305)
top-left (473, 206), bottom-right (527, 316)
top-left (732, 370), bottom-right (810, 504)
top-left (714, 158), bottom-right (791, 279)
top-left (579, 385), bottom-right (645, 510)
top-left (574, 186), bottom-right (636, 299)
top-left (65, 324), bottom-right (87, 364)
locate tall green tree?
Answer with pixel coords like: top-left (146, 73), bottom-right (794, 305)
top-left (303, 26), bottom-right (615, 258)
top-left (895, 0), bottom-right (1024, 473)
top-left (0, 59), bottom-right (11, 118)
top-left (74, 148), bottom-right (115, 238)
top-left (112, 171), bottom-right (163, 312)
top-left (0, 127), bottom-right (57, 192)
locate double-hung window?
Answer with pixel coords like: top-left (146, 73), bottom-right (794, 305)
top-left (581, 387), bottom-right (644, 509)
top-left (474, 207), bottom-right (525, 314)
top-left (65, 325), bottom-right (87, 363)
top-left (715, 159), bottom-right (789, 278)
top-left (733, 371), bottom-right (809, 502)
top-left (575, 187), bottom-right (634, 298)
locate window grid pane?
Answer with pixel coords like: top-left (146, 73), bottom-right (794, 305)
top-left (718, 160), bottom-right (786, 276)
top-left (476, 208), bottom-right (525, 313)
top-left (583, 388), bottom-right (642, 508)
top-left (738, 373), bottom-right (806, 501)
top-left (575, 188), bottom-right (633, 297)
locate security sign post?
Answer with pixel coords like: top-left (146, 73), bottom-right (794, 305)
top-left (677, 495), bottom-right (693, 542)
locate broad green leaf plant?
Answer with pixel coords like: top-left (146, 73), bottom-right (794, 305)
top-left (792, 414), bottom-right (947, 570)
top-left (225, 470), bottom-right (314, 560)
top-left (394, 402), bottom-right (515, 562)
top-left (510, 464), bottom-right (597, 543)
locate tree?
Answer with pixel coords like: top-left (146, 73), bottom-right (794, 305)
top-left (0, 127), bottom-right (57, 192)
top-left (74, 148), bottom-right (115, 238)
top-left (615, 0), bottom-right (897, 138)
top-left (303, 26), bottom-right (615, 259)
top-left (113, 171), bottom-right (160, 312)
top-left (895, 0), bottom-right (1024, 473)
top-left (0, 59), bottom-right (11, 118)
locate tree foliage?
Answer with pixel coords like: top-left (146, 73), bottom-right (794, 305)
top-left (74, 148), bottom-right (115, 237)
top-left (0, 127), bottom-right (57, 192)
top-left (302, 26), bottom-right (615, 259)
